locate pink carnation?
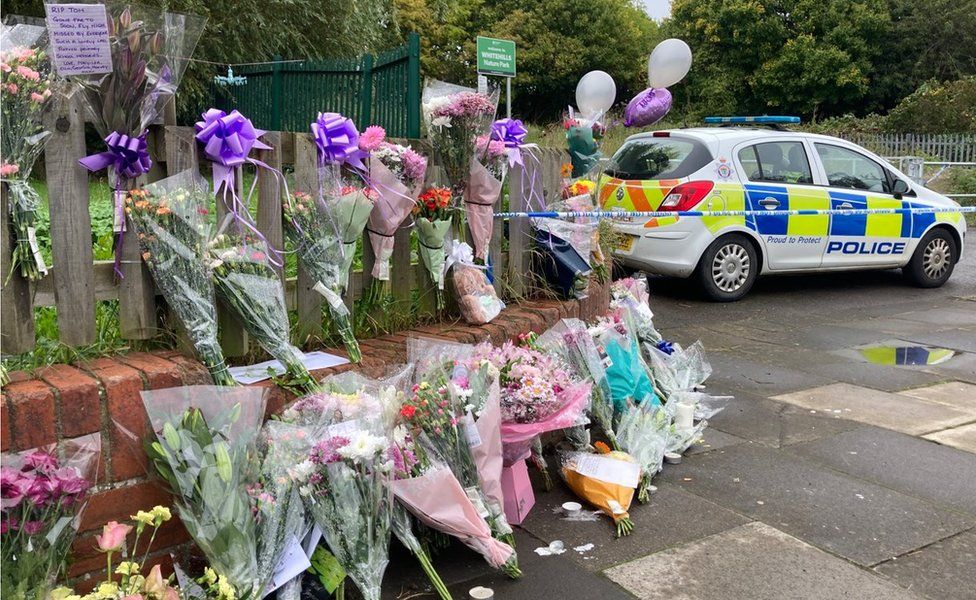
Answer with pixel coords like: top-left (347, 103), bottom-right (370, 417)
top-left (435, 92), bottom-right (495, 119)
top-left (0, 63), bottom-right (10, 73)
top-left (0, 163), bottom-right (20, 177)
top-left (359, 126), bottom-right (386, 151)
top-left (30, 92), bottom-right (45, 102)
top-left (15, 65), bottom-right (40, 82)
top-left (5, 83), bottom-right (18, 95)
top-left (402, 147), bottom-right (427, 181)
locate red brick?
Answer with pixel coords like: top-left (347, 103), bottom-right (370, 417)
top-left (80, 481), bottom-right (172, 532)
top-left (5, 370), bottom-right (32, 384)
top-left (1, 395), bottom-right (11, 451)
top-left (80, 358), bottom-right (149, 482)
top-left (155, 350), bottom-right (212, 385)
top-left (5, 379), bottom-right (56, 450)
top-left (37, 364), bottom-right (102, 438)
top-left (116, 352), bottom-right (181, 390)
top-left (481, 322), bottom-right (510, 345)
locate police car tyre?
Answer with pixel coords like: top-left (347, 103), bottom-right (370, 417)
top-left (903, 228), bottom-right (957, 288)
top-left (696, 233), bottom-right (759, 301)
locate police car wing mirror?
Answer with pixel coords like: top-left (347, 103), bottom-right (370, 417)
top-left (892, 179), bottom-right (909, 199)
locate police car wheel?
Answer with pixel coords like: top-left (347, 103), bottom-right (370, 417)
top-left (903, 228), bottom-right (957, 288)
top-left (697, 234), bottom-right (758, 301)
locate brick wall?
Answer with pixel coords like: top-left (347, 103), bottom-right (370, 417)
top-left (0, 285), bottom-right (608, 588)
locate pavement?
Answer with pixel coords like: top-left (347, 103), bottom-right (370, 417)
top-left (375, 251), bottom-right (976, 600)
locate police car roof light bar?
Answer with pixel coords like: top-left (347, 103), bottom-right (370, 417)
top-left (704, 115), bottom-right (801, 131)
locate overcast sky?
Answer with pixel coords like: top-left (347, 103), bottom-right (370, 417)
top-left (639, 0), bottom-right (672, 20)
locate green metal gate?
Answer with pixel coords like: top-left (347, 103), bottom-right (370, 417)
top-left (212, 33), bottom-right (421, 137)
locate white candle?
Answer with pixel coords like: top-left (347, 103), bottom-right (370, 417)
top-left (676, 400), bottom-right (695, 431)
top-left (469, 586), bottom-right (495, 599)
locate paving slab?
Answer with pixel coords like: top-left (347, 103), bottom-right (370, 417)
top-left (708, 393), bottom-right (862, 448)
top-left (899, 381), bottom-right (976, 414)
top-left (901, 329), bottom-right (976, 353)
top-left (771, 383), bottom-right (974, 435)
top-left (873, 531), bottom-right (976, 600)
top-left (892, 307), bottom-right (976, 328)
top-left (790, 426), bottom-right (976, 515)
top-left (604, 522), bottom-right (920, 600)
top-left (845, 316), bottom-right (961, 336)
top-left (924, 423), bottom-right (976, 454)
top-left (517, 479), bottom-right (750, 572)
top-left (925, 352), bottom-right (976, 385)
top-left (655, 444), bottom-right (976, 566)
top-left (705, 351), bottom-right (834, 397)
top-left (797, 360), bottom-right (946, 393)
top-left (685, 428), bottom-right (746, 456)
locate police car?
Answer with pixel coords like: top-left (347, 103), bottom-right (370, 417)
top-left (600, 116), bottom-right (967, 301)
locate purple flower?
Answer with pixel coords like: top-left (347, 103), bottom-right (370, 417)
top-left (1, 469), bottom-right (32, 509)
top-left (436, 92), bottom-right (495, 119)
top-left (402, 147), bottom-right (427, 181)
top-left (21, 520), bottom-right (44, 535)
top-left (2, 517), bottom-right (19, 534)
top-left (22, 451), bottom-right (58, 472)
top-left (25, 476), bottom-right (54, 505)
top-left (310, 436), bottom-right (349, 465)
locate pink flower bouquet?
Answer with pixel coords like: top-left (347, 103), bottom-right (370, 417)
top-left (1, 434), bottom-right (100, 600)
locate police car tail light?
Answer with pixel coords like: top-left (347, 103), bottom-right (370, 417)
top-left (660, 181), bottom-right (714, 211)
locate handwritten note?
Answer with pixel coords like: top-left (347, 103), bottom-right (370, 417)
top-left (45, 3), bottom-right (112, 76)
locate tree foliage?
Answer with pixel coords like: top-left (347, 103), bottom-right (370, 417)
top-left (885, 77), bottom-right (976, 134)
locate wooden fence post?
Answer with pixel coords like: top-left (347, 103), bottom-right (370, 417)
top-left (256, 131), bottom-right (284, 283)
top-left (45, 95), bottom-right (97, 346)
top-left (359, 54), bottom-right (374, 128)
top-left (293, 133), bottom-right (323, 342)
top-left (0, 184), bottom-right (36, 354)
top-left (406, 33), bottom-right (421, 138)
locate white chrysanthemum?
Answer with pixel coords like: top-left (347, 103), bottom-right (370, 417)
top-left (288, 460), bottom-right (315, 482)
top-left (337, 431), bottom-right (386, 461)
top-left (431, 116), bottom-right (452, 129)
top-left (393, 424), bottom-right (409, 447)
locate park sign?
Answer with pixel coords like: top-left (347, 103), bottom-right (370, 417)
top-left (477, 36), bottom-right (516, 77)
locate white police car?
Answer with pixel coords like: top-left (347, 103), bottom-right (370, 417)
top-left (599, 116), bottom-right (967, 301)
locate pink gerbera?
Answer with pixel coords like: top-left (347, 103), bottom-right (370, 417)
top-left (359, 126), bottom-right (386, 151)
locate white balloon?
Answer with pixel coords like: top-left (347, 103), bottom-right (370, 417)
top-left (575, 70), bottom-right (617, 120)
top-left (648, 38), bottom-right (692, 88)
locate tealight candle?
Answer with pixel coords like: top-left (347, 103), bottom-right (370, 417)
top-left (469, 586), bottom-right (494, 599)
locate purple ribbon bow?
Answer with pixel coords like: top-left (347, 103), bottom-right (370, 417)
top-left (78, 131), bottom-right (153, 279)
top-left (194, 108), bottom-right (284, 267)
top-left (490, 118), bottom-right (529, 167)
top-left (311, 112), bottom-right (368, 172)
top-left (79, 131), bottom-right (152, 180)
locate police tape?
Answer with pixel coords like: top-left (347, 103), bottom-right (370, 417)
top-left (493, 206), bottom-right (976, 219)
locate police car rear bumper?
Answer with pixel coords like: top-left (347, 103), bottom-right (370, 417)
top-left (613, 227), bottom-right (712, 278)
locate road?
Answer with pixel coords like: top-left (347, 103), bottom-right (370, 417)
top-left (378, 252), bottom-right (976, 600)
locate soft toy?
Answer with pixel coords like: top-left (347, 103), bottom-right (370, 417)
top-left (453, 266), bottom-right (504, 325)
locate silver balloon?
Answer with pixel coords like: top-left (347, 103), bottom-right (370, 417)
top-left (647, 39), bottom-right (692, 88)
top-left (575, 70), bottom-right (617, 121)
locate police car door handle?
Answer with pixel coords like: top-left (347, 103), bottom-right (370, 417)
top-left (759, 197), bottom-right (780, 209)
top-left (837, 202), bottom-right (854, 210)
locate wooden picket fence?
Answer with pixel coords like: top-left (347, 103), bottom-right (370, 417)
top-left (0, 97), bottom-right (570, 356)
top-left (846, 133), bottom-right (975, 162)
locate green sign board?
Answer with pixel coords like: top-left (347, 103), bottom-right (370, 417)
top-left (477, 36), bottom-right (516, 77)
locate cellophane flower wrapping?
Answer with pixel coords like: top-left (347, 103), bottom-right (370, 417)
top-left (366, 141), bottom-right (427, 280)
top-left (284, 184), bottom-right (362, 364)
top-left (558, 448), bottom-right (638, 536)
top-left (413, 186), bottom-right (452, 308)
top-left (616, 400), bottom-right (670, 502)
top-left (564, 111), bottom-right (605, 178)
top-left (469, 340), bottom-right (591, 467)
top-left (298, 419), bottom-right (394, 600)
top-left (142, 386), bottom-right (271, 597)
top-left (610, 274), bottom-right (662, 346)
top-left (1, 23), bottom-right (53, 282)
top-left (422, 80), bottom-right (498, 207)
top-left (0, 434), bottom-right (100, 600)
top-left (402, 338), bottom-right (521, 577)
top-left (466, 135), bottom-right (505, 262)
top-left (663, 390), bottom-right (732, 456)
top-left (645, 340), bottom-right (712, 400)
top-left (589, 310), bottom-right (659, 414)
top-left (541, 319), bottom-right (618, 449)
top-left (127, 170), bottom-right (233, 385)
top-left (207, 224), bottom-right (314, 391)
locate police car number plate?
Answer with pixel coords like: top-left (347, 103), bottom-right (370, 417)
top-left (617, 235), bottom-right (635, 252)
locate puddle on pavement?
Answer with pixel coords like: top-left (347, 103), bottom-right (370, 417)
top-left (855, 343), bottom-right (956, 366)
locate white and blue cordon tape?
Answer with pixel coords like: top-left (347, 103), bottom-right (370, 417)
top-left (494, 206), bottom-right (976, 219)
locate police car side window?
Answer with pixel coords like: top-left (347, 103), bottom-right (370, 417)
top-left (739, 142), bottom-right (813, 185)
top-left (815, 144), bottom-right (890, 193)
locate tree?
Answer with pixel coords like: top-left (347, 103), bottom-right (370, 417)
top-left (665, 0), bottom-right (890, 120)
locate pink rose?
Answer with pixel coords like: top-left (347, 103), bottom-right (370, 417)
top-left (30, 92), bottom-right (44, 102)
top-left (6, 83), bottom-right (18, 95)
top-left (142, 564), bottom-right (166, 596)
top-left (95, 520), bottom-right (133, 553)
top-left (0, 63), bottom-right (10, 73)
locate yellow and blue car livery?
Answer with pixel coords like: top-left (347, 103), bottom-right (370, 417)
top-left (601, 126), bottom-right (966, 280)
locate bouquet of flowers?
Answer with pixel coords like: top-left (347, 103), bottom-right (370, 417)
top-left (68, 3), bottom-right (204, 276)
top-left (302, 112), bottom-right (377, 363)
top-left (1, 23), bottom-right (52, 282)
top-left (208, 228), bottom-right (316, 392)
top-left (297, 422), bottom-right (394, 600)
top-left (588, 311), bottom-right (658, 414)
top-left (362, 127), bottom-right (427, 283)
top-left (469, 339), bottom-right (591, 487)
top-left (559, 446), bottom-right (638, 537)
top-left (403, 339), bottom-right (520, 577)
top-left (610, 274), bottom-right (662, 346)
top-left (616, 400), bottom-right (671, 502)
top-left (533, 177), bottom-right (601, 299)
top-left (48, 505), bottom-right (180, 600)
top-left (1, 434), bottom-right (100, 600)
top-left (143, 385), bottom-right (304, 599)
top-left (564, 109), bottom-right (606, 178)
top-left (125, 171), bottom-right (233, 385)
top-left (422, 81), bottom-right (498, 206)
top-left (413, 186), bottom-right (452, 310)
top-left (465, 132), bottom-right (505, 263)
top-left (538, 319), bottom-right (618, 450)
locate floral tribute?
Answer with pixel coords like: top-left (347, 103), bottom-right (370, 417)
top-left (414, 186), bottom-right (453, 309)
